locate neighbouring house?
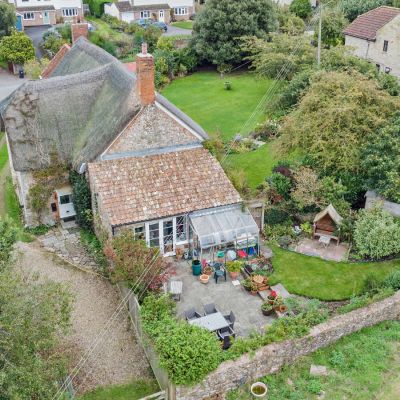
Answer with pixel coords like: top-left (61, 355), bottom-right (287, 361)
top-left (343, 6), bottom-right (400, 77)
top-left (8, 0), bottom-right (84, 27)
top-left (365, 191), bottom-right (400, 218)
top-left (104, 0), bottom-right (194, 23)
top-left (0, 23), bottom-right (259, 256)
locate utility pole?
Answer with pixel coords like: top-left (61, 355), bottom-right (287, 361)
top-left (317, 3), bottom-right (323, 67)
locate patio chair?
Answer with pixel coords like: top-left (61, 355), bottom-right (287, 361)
top-left (222, 335), bottom-right (232, 350)
top-left (217, 326), bottom-right (236, 340)
top-left (224, 311), bottom-right (235, 328)
top-left (185, 308), bottom-right (201, 321)
top-left (203, 303), bottom-right (218, 315)
top-left (214, 268), bottom-right (227, 284)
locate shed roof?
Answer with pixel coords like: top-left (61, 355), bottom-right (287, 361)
top-left (88, 147), bottom-right (241, 226)
top-left (343, 6), bottom-right (400, 41)
top-left (313, 204), bottom-right (343, 225)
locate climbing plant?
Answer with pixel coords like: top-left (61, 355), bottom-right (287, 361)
top-left (69, 171), bottom-right (92, 230)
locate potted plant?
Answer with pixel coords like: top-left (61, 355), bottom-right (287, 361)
top-left (273, 295), bottom-right (284, 311)
top-left (261, 302), bottom-right (274, 316)
top-left (250, 283), bottom-right (258, 295)
top-left (199, 274), bottom-right (209, 284)
top-left (203, 265), bottom-right (213, 276)
top-left (250, 382), bottom-right (268, 398)
top-left (278, 303), bottom-right (288, 313)
top-left (226, 261), bottom-right (242, 279)
top-left (241, 277), bottom-right (252, 291)
top-left (267, 290), bottom-right (277, 304)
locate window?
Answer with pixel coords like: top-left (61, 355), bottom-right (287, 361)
top-left (59, 194), bottom-right (72, 205)
top-left (133, 224), bottom-right (145, 240)
top-left (383, 40), bottom-right (389, 52)
top-left (140, 10), bottom-right (150, 19)
top-left (51, 203), bottom-right (57, 212)
top-left (176, 215), bottom-right (187, 242)
top-left (62, 8), bottom-right (78, 17)
top-left (174, 7), bottom-right (188, 15)
top-left (23, 12), bottom-right (35, 20)
top-left (148, 222), bottom-right (160, 248)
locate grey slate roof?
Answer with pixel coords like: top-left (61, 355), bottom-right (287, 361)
top-left (114, 1), bottom-right (171, 12)
top-left (16, 5), bottom-right (56, 11)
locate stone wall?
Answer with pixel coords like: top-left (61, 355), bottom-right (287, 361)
top-left (175, 291), bottom-right (400, 400)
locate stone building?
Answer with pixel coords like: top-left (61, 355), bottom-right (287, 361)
top-left (344, 6), bottom-right (400, 77)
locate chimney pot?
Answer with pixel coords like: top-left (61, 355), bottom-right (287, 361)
top-left (71, 22), bottom-right (89, 44)
top-left (141, 42), bottom-right (148, 55)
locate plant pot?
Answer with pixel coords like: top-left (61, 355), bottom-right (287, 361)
top-left (250, 290), bottom-right (258, 296)
top-left (268, 299), bottom-right (275, 305)
top-left (279, 305), bottom-right (288, 313)
top-left (262, 308), bottom-right (274, 316)
top-left (203, 267), bottom-right (213, 276)
top-left (199, 274), bottom-right (209, 284)
top-left (229, 271), bottom-right (239, 279)
top-left (250, 382), bottom-right (268, 398)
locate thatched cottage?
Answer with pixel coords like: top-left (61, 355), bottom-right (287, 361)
top-left (0, 24), bottom-right (259, 256)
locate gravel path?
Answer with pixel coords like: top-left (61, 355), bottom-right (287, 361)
top-left (14, 241), bottom-right (151, 394)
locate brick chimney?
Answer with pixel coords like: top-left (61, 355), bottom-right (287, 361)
top-left (136, 43), bottom-right (155, 106)
top-left (71, 22), bottom-right (89, 43)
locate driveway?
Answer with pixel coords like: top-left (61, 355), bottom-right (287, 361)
top-left (0, 68), bottom-right (24, 102)
top-left (14, 240), bottom-right (152, 394)
top-left (163, 25), bottom-right (192, 36)
top-left (25, 25), bottom-right (49, 58)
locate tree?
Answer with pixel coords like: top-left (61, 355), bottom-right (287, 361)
top-left (354, 205), bottom-right (400, 260)
top-left (278, 7), bottom-right (306, 35)
top-left (191, 0), bottom-right (278, 66)
top-left (24, 58), bottom-right (50, 79)
top-left (0, 31), bottom-right (35, 65)
top-left (0, 1), bottom-right (16, 37)
top-left (244, 34), bottom-right (315, 80)
top-left (289, 0), bottom-right (312, 19)
top-left (279, 71), bottom-right (399, 179)
top-left (342, 0), bottom-right (389, 22)
top-left (291, 167), bottom-right (321, 209)
top-left (316, 8), bottom-right (348, 47)
top-left (361, 116), bottom-right (400, 203)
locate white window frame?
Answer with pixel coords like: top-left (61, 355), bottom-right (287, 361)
top-left (174, 7), bottom-right (188, 16)
top-left (140, 10), bottom-right (150, 19)
top-left (62, 8), bottom-right (78, 17)
top-left (23, 12), bottom-right (35, 20)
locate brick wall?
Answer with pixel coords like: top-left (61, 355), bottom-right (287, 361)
top-left (136, 47), bottom-right (155, 106)
top-left (71, 22), bottom-right (88, 43)
top-left (174, 291), bottom-right (400, 400)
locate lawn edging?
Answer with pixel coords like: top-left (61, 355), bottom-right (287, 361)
top-left (175, 291), bottom-right (400, 400)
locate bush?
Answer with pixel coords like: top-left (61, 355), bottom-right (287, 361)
top-left (289, 0), bottom-right (312, 19)
top-left (70, 171), bottom-right (92, 230)
top-left (268, 172), bottom-right (292, 200)
top-left (382, 270), bottom-right (400, 291)
top-left (24, 58), bottom-right (50, 80)
top-left (264, 207), bottom-right (290, 225)
top-left (42, 34), bottom-right (68, 57)
top-left (354, 206), bottom-right (400, 260)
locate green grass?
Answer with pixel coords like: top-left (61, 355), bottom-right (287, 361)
top-left (269, 245), bottom-right (400, 301)
top-left (0, 141), bottom-right (8, 171)
top-left (162, 71), bottom-right (277, 142)
top-left (227, 321), bottom-right (400, 400)
top-left (226, 144), bottom-right (276, 189)
top-left (78, 379), bottom-right (160, 400)
top-left (171, 21), bottom-right (193, 29)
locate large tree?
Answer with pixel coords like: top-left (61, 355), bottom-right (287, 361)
top-left (279, 71), bottom-right (399, 179)
top-left (0, 1), bottom-right (16, 37)
top-left (191, 0), bottom-right (278, 67)
top-left (289, 0), bottom-right (312, 19)
top-left (0, 31), bottom-right (35, 64)
top-left (342, 0), bottom-right (390, 21)
top-left (317, 8), bottom-right (348, 48)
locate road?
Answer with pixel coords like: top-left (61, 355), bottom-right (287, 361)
top-left (25, 26), bottom-right (48, 58)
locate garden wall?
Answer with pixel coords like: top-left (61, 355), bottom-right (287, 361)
top-left (175, 291), bottom-right (400, 400)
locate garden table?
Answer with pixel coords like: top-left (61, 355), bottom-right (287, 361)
top-left (188, 312), bottom-right (229, 332)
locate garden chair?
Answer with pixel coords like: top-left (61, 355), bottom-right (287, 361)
top-left (221, 335), bottom-right (231, 350)
top-left (203, 303), bottom-right (219, 315)
top-left (223, 311), bottom-right (235, 328)
top-left (217, 326), bottom-right (235, 340)
top-left (185, 308), bottom-right (201, 321)
top-left (214, 267), bottom-right (226, 284)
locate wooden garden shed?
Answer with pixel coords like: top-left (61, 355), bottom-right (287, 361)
top-left (313, 204), bottom-right (343, 244)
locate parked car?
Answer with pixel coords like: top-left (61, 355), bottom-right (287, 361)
top-left (152, 21), bottom-right (167, 32)
top-left (134, 18), bottom-right (152, 28)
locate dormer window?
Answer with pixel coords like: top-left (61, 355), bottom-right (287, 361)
top-left (383, 40), bottom-right (389, 52)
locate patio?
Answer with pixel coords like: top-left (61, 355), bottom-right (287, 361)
top-left (171, 259), bottom-right (275, 337)
top-left (293, 238), bottom-right (349, 262)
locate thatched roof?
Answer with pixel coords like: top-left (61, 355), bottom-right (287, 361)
top-left (313, 204), bottom-right (343, 225)
top-left (2, 38), bottom-right (141, 172)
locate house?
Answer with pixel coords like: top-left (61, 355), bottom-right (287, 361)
top-left (343, 6), bottom-right (400, 77)
top-left (1, 23), bottom-right (259, 256)
top-left (8, 0), bottom-right (84, 27)
top-left (104, 0), bottom-right (194, 23)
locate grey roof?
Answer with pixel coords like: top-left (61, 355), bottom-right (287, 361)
top-left (114, 1), bottom-right (170, 12)
top-left (156, 94), bottom-right (209, 140)
top-left (17, 5), bottom-right (55, 11)
top-left (115, 1), bottom-right (134, 12)
top-left (3, 38), bottom-right (141, 172)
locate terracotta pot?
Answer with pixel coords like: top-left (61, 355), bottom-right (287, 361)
top-left (250, 290), bottom-right (258, 296)
top-left (229, 271), bottom-right (239, 279)
top-left (203, 267), bottom-right (213, 276)
top-left (250, 382), bottom-right (268, 398)
top-left (262, 308), bottom-right (274, 316)
top-left (279, 305), bottom-right (288, 313)
top-left (268, 298), bottom-right (275, 305)
top-left (199, 274), bottom-right (209, 284)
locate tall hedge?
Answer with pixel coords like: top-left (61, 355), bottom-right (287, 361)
top-left (70, 171), bottom-right (92, 230)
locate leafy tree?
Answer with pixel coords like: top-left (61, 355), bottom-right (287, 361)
top-left (354, 205), bottom-right (400, 260)
top-left (70, 171), bottom-right (92, 230)
top-left (316, 8), bottom-right (348, 47)
top-left (290, 0), bottom-right (312, 19)
top-left (279, 71), bottom-right (399, 178)
top-left (0, 31), bottom-right (35, 64)
top-left (42, 34), bottom-right (68, 57)
top-left (342, 0), bottom-right (390, 21)
top-left (24, 57), bottom-right (50, 79)
top-left (268, 172), bottom-right (293, 200)
top-left (0, 1), bottom-right (16, 37)
top-left (278, 7), bottom-right (306, 35)
top-left (361, 116), bottom-right (400, 203)
top-left (244, 34), bottom-right (315, 80)
top-left (191, 0), bottom-right (278, 66)
top-left (291, 167), bottom-right (321, 209)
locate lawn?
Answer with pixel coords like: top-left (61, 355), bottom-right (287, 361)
top-left (162, 71), bottom-right (277, 142)
top-left (269, 245), bottom-right (400, 300)
top-left (0, 141), bottom-right (7, 171)
top-left (78, 379), bottom-right (159, 400)
top-left (227, 321), bottom-right (400, 400)
top-left (171, 21), bottom-right (193, 29)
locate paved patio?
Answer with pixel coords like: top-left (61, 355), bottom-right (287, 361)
top-left (172, 260), bottom-right (275, 337)
top-left (294, 238), bottom-right (349, 262)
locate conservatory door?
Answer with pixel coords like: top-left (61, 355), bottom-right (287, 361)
top-left (162, 219), bottom-right (175, 256)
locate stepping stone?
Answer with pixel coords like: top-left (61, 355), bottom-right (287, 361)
top-left (310, 365), bottom-right (328, 376)
top-left (270, 283), bottom-right (291, 299)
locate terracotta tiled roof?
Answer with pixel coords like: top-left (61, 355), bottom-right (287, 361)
top-left (343, 6), bottom-right (400, 41)
top-left (88, 148), bottom-right (241, 226)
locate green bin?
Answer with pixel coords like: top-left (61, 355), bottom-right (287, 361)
top-left (192, 260), bottom-right (201, 276)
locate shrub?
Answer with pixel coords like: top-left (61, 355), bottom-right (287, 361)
top-left (382, 270), bottom-right (400, 291)
top-left (264, 207), bottom-right (290, 225)
top-left (354, 206), bottom-right (400, 260)
top-left (0, 31), bottom-right (35, 64)
top-left (70, 171), bottom-right (92, 230)
top-left (289, 0), bottom-right (312, 19)
top-left (268, 172), bottom-right (292, 200)
top-left (24, 58), bottom-right (50, 80)
top-left (42, 34), bottom-right (68, 57)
